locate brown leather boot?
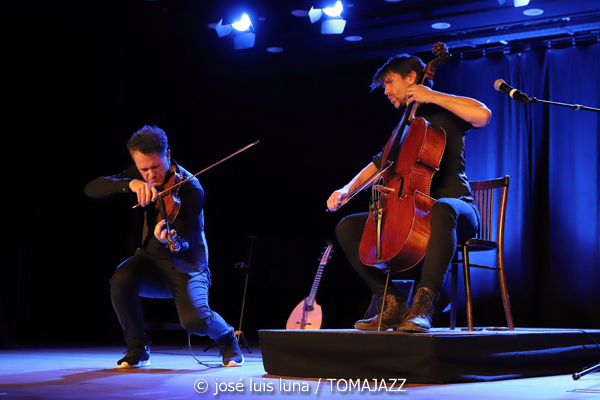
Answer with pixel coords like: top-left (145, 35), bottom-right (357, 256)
top-left (396, 287), bottom-right (438, 333)
top-left (354, 294), bottom-right (410, 331)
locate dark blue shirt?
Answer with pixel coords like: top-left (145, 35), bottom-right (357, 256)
top-left (84, 161), bottom-right (209, 274)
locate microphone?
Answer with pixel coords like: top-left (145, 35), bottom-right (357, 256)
top-left (493, 79), bottom-right (532, 105)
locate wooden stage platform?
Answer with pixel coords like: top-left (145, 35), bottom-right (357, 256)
top-left (259, 327), bottom-right (600, 384)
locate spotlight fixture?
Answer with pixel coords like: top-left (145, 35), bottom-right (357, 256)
top-left (215, 13), bottom-right (255, 50)
top-left (308, 1), bottom-right (346, 34)
top-left (497, 0), bottom-right (531, 6)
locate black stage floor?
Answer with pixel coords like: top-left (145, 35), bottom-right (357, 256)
top-left (259, 328), bottom-right (600, 384)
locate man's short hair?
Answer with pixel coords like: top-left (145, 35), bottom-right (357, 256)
top-left (127, 125), bottom-right (169, 156)
top-left (370, 54), bottom-right (426, 91)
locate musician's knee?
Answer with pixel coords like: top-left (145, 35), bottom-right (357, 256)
top-left (335, 216), bottom-right (352, 239)
top-left (335, 213), bottom-right (368, 244)
top-left (110, 268), bottom-right (136, 297)
top-left (180, 306), bottom-right (213, 335)
top-left (430, 200), bottom-right (458, 229)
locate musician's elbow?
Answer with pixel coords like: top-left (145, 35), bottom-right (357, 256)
top-left (472, 108), bottom-right (492, 128)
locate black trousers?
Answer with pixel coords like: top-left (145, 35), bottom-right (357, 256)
top-left (335, 198), bottom-right (479, 299)
top-left (110, 249), bottom-right (234, 345)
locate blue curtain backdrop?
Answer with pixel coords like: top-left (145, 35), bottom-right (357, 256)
top-left (432, 43), bottom-right (600, 327)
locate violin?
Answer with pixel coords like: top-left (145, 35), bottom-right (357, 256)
top-left (156, 169), bottom-right (185, 252)
top-left (131, 140), bottom-right (260, 252)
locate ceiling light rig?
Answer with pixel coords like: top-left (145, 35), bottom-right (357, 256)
top-left (309, 1), bottom-right (347, 34)
top-left (214, 13), bottom-right (256, 50)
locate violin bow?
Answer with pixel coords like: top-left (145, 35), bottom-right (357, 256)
top-left (132, 140), bottom-right (260, 209)
top-left (327, 161), bottom-right (393, 212)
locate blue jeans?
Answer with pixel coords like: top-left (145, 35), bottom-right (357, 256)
top-left (110, 249), bottom-right (234, 345)
top-left (335, 198), bottom-right (479, 297)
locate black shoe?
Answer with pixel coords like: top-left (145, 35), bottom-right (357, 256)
top-left (117, 344), bottom-right (150, 369)
top-left (219, 333), bottom-right (244, 367)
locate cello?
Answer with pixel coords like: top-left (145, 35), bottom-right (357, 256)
top-left (358, 43), bottom-right (450, 273)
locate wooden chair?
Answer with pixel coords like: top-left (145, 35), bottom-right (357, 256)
top-left (449, 175), bottom-right (514, 332)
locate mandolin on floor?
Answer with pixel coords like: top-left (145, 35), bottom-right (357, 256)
top-left (286, 241), bottom-right (333, 330)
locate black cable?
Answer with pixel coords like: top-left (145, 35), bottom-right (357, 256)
top-left (188, 333), bottom-right (222, 368)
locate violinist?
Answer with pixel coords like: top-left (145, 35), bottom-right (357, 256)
top-left (327, 54), bottom-right (491, 333)
top-left (84, 125), bottom-right (243, 368)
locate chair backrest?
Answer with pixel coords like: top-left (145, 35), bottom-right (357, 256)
top-left (469, 175), bottom-right (510, 247)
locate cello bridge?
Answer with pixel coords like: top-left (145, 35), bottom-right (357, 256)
top-left (373, 184), bottom-right (395, 194)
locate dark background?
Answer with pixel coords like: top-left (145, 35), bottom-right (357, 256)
top-left (2, 0), bottom-right (599, 347)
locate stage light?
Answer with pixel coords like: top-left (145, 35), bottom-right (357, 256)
top-left (266, 47), bottom-right (284, 53)
top-left (523, 8), bottom-right (543, 16)
top-left (431, 22), bottom-right (451, 30)
top-left (344, 36), bottom-right (362, 42)
top-left (498, 0), bottom-right (544, 16)
top-left (323, 1), bottom-right (343, 17)
top-left (498, 0), bottom-right (531, 7)
top-left (232, 14), bottom-right (252, 31)
top-left (215, 13), bottom-right (256, 50)
top-left (308, 1), bottom-right (347, 34)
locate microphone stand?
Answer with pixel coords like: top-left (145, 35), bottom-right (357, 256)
top-left (508, 89), bottom-right (600, 379)
top-left (203, 236), bottom-right (254, 354)
top-left (573, 362), bottom-right (600, 380)
top-left (234, 236), bottom-right (255, 353)
top-left (500, 85), bottom-right (600, 380)
top-left (536, 96), bottom-right (600, 379)
top-left (528, 97), bottom-right (600, 113)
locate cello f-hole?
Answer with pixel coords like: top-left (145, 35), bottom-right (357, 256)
top-left (397, 177), bottom-right (407, 200)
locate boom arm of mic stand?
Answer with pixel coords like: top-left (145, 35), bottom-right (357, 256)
top-left (530, 98), bottom-right (600, 113)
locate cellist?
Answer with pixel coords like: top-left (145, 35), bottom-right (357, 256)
top-left (84, 126), bottom-right (243, 368)
top-left (327, 54), bottom-right (491, 333)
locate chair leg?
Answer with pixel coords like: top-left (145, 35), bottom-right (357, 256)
top-left (450, 261), bottom-right (457, 330)
top-left (497, 250), bottom-right (515, 331)
top-left (462, 246), bottom-right (474, 332)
